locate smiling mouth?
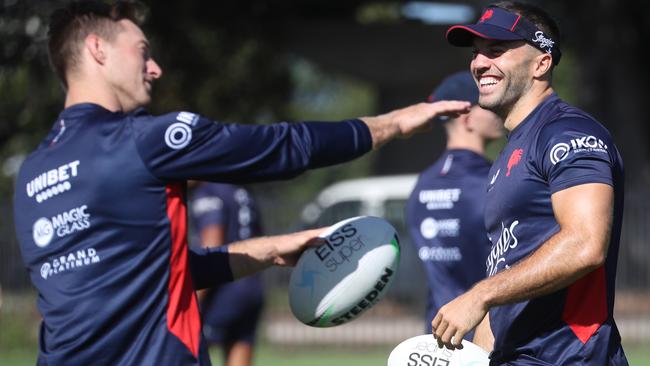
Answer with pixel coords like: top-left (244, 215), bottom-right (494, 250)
top-left (478, 76), bottom-right (501, 92)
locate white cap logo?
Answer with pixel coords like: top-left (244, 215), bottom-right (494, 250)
top-left (33, 217), bottom-right (54, 247)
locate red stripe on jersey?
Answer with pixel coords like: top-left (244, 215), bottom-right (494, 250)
top-left (166, 183), bottom-right (201, 358)
top-left (562, 266), bottom-right (608, 344)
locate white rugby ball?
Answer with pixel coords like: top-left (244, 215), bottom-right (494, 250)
top-left (387, 335), bottom-right (489, 366)
top-left (289, 216), bottom-right (400, 327)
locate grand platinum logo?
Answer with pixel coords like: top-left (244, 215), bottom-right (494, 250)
top-left (549, 135), bottom-right (608, 165)
top-left (32, 205), bottom-right (91, 247)
top-left (40, 247), bottom-right (100, 280)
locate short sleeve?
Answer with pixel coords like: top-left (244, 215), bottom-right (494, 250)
top-left (536, 117), bottom-right (615, 194)
top-left (130, 111), bottom-right (372, 183)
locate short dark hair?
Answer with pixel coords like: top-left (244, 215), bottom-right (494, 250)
top-left (492, 1), bottom-right (561, 49)
top-left (47, 1), bottom-right (146, 88)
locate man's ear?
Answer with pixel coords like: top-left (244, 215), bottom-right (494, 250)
top-left (533, 52), bottom-right (553, 78)
top-left (84, 34), bottom-right (106, 65)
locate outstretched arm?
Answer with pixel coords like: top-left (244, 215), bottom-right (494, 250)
top-left (360, 101), bottom-right (471, 149)
top-left (190, 228), bottom-right (324, 289)
top-left (432, 183), bottom-right (614, 348)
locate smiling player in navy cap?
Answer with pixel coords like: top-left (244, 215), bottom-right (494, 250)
top-left (406, 71), bottom-right (502, 339)
top-left (430, 2), bottom-right (628, 365)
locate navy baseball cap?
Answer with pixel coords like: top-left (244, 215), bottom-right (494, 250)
top-left (446, 6), bottom-right (561, 65)
top-left (428, 71), bottom-right (478, 105)
top-left (427, 71), bottom-right (478, 122)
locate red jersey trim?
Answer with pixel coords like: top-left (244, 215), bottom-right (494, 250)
top-left (166, 183), bottom-right (201, 358)
top-left (562, 266), bottom-right (608, 344)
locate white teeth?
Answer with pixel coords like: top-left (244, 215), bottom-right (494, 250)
top-left (480, 77), bottom-right (499, 86)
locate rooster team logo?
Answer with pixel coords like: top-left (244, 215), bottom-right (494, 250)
top-left (479, 9), bottom-right (494, 23)
top-left (506, 149), bottom-right (524, 176)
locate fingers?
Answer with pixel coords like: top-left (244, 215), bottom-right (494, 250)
top-left (431, 310), bottom-right (466, 350)
top-left (427, 100), bottom-right (472, 118)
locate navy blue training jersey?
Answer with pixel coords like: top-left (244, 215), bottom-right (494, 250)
top-left (406, 149), bottom-right (492, 334)
top-left (13, 103), bottom-right (371, 365)
top-left (484, 94), bottom-right (627, 365)
top-left (189, 183), bottom-right (264, 344)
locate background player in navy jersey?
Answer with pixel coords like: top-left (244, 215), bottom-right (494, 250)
top-left (430, 2), bottom-right (628, 365)
top-left (406, 71), bottom-right (503, 338)
top-left (12, 2), bottom-right (471, 365)
top-left (189, 182), bottom-right (265, 366)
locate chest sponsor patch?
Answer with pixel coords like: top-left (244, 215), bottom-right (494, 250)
top-left (418, 188), bottom-right (461, 210)
top-left (26, 160), bottom-right (80, 203)
top-left (32, 205), bottom-right (91, 247)
top-left (40, 247), bottom-right (101, 280)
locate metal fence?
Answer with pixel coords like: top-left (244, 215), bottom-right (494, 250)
top-left (2, 181), bottom-right (649, 345)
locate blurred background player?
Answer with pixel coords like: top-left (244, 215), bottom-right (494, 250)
top-left (405, 71), bottom-right (503, 338)
top-left (189, 182), bottom-right (264, 366)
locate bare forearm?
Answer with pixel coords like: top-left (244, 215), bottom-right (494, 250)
top-left (227, 235), bottom-right (281, 278)
top-left (477, 184), bottom-right (613, 308)
top-left (360, 101), bottom-right (470, 149)
top-left (228, 229), bottom-right (323, 279)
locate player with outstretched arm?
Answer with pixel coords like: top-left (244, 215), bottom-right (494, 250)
top-left (12, 2), bottom-right (470, 365)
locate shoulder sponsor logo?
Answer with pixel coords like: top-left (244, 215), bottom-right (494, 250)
top-left (486, 220), bottom-right (519, 276)
top-left (164, 112), bottom-right (198, 150)
top-left (420, 217), bottom-right (459, 239)
top-left (32, 205), bottom-right (91, 247)
top-left (164, 123), bottom-right (192, 150)
top-left (549, 135), bottom-right (608, 165)
top-left (418, 188), bottom-right (461, 210)
top-left (26, 160), bottom-right (80, 203)
top-left (40, 247), bottom-right (100, 280)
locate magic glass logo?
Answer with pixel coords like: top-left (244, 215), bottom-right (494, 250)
top-left (419, 217), bottom-right (459, 239)
top-left (32, 205), bottom-right (91, 247)
top-left (549, 135), bottom-right (608, 165)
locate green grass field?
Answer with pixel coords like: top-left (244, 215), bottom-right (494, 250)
top-left (2, 344), bottom-right (650, 366)
top-left (2, 292), bottom-right (650, 365)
